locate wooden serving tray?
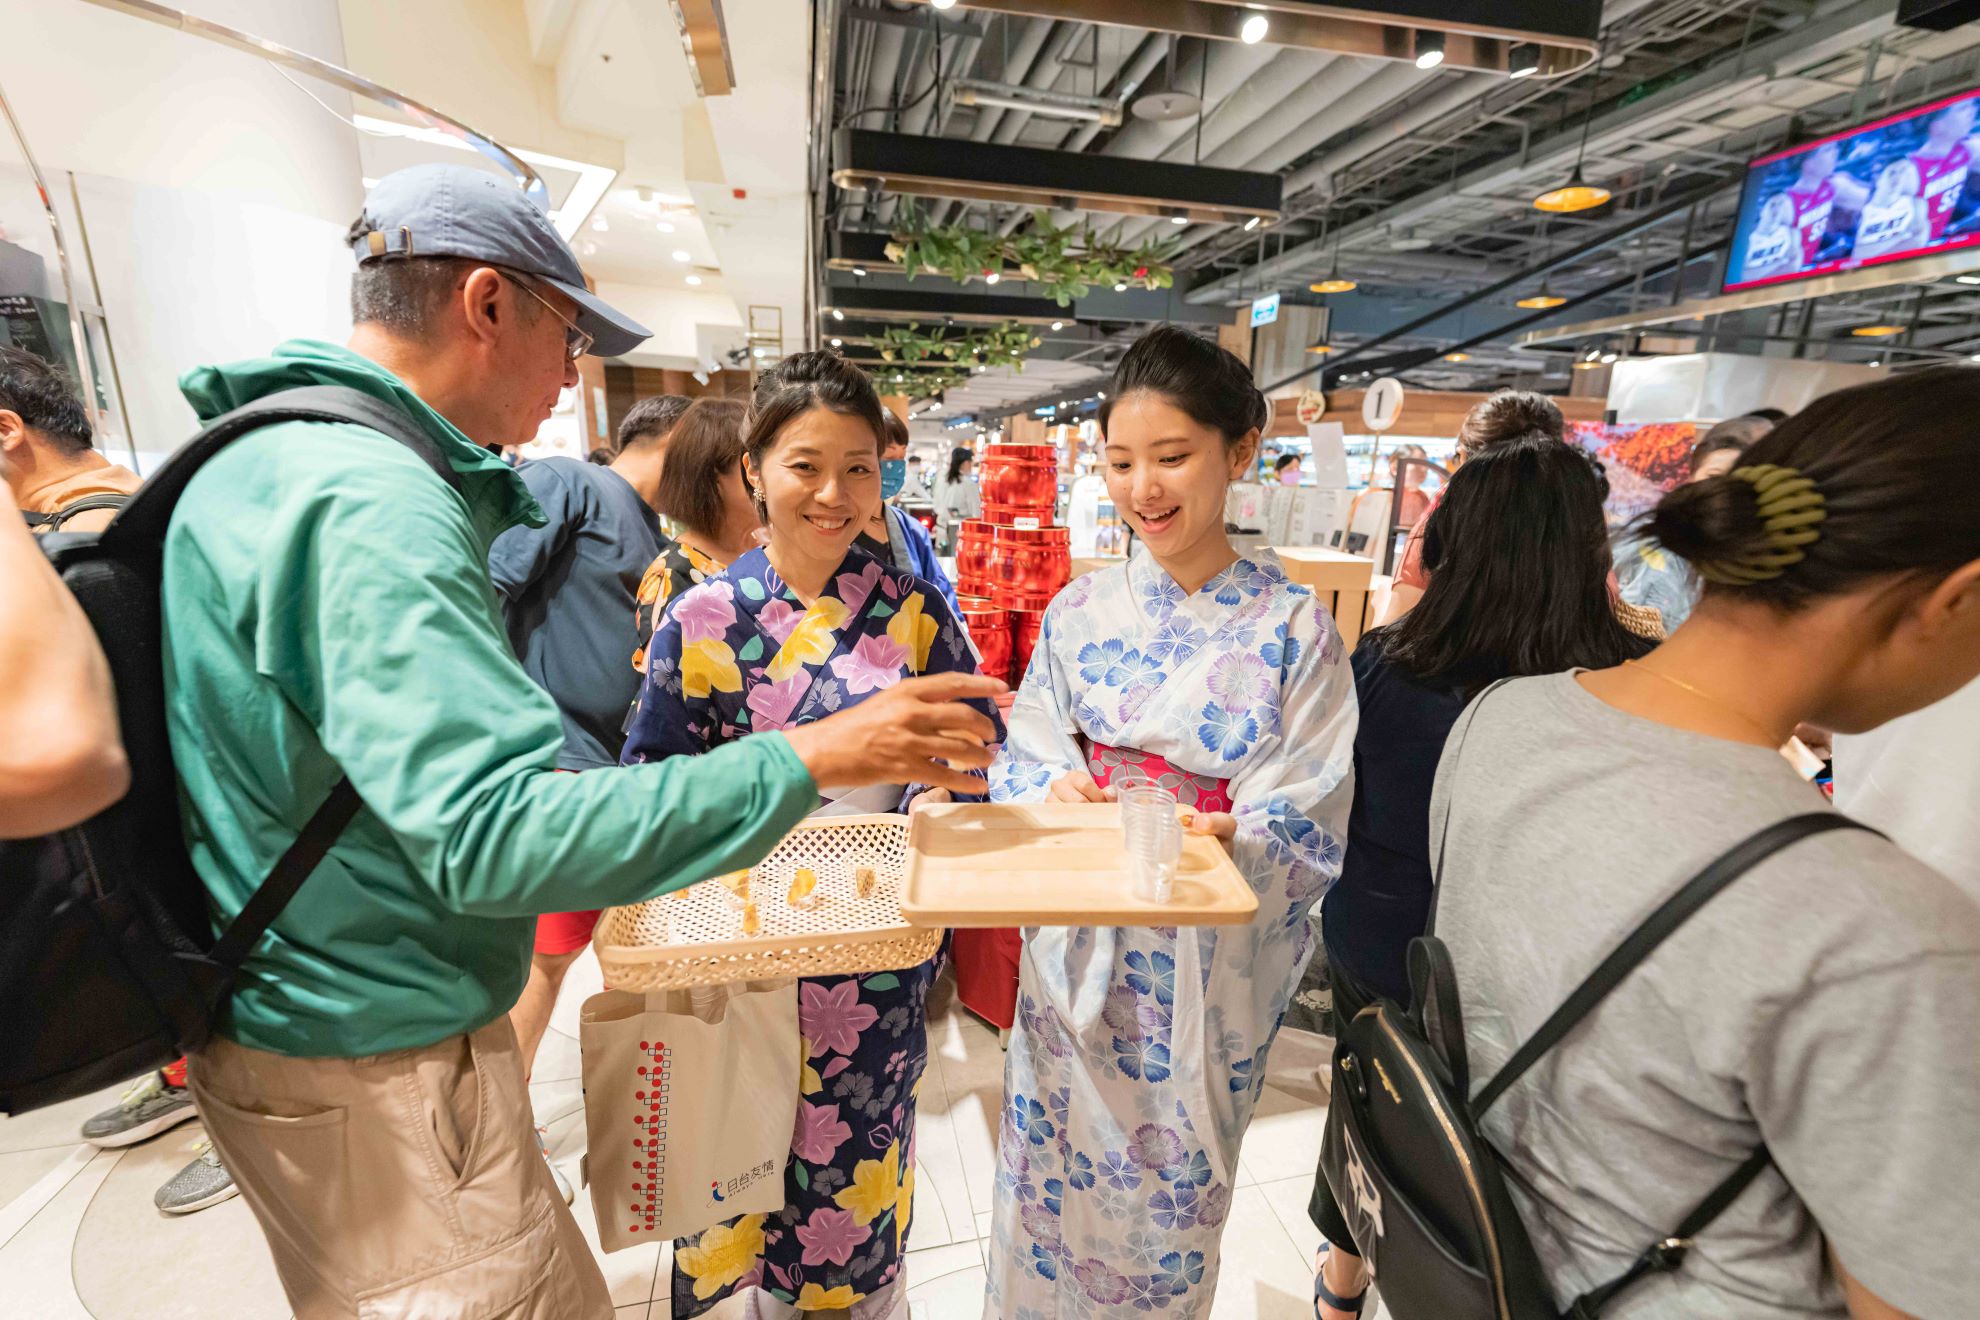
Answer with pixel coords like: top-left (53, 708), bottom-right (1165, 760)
top-left (900, 802), bottom-right (1258, 928)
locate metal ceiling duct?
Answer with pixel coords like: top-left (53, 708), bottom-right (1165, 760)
top-left (668, 0), bottom-right (736, 96)
top-left (832, 128), bottom-right (1283, 225)
top-left (898, 0), bottom-right (1600, 78)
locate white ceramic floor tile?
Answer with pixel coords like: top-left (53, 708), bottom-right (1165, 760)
top-left (72, 1122), bottom-right (287, 1319)
top-left (0, 1144), bottom-right (90, 1239)
top-left (1257, 1173), bottom-right (1324, 1261)
top-left (905, 1074), bottom-right (972, 1250)
top-left (534, 1023), bottom-right (585, 1085)
top-left (903, 1245), bottom-right (987, 1319)
top-left (0, 1081), bottom-right (124, 1154)
top-left (570, 1172), bottom-right (663, 1308)
top-left (0, 1147), bottom-right (117, 1319)
top-left (1236, 1085), bottom-right (1326, 1190)
top-left (617, 1304), bottom-right (652, 1320)
top-left (946, 1084), bottom-right (1003, 1219)
top-left (551, 945), bottom-right (607, 1039)
top-left (1207, 1186), bottom-right (1315, 1320)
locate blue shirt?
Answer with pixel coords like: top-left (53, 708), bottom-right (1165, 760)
top-left (488, 457), bottom-right (661, 768)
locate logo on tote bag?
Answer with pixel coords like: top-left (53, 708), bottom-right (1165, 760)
top-left (629, 1039), bottom-right (672, 1233)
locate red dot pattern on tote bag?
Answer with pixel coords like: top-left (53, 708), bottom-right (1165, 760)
top-left (629, 1039), bottom-right (671, 1232)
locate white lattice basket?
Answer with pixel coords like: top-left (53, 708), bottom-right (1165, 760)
top-left (593, 813), bottom-right (939, 991)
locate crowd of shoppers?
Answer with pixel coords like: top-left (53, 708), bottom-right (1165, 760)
top-left (3, 159), bottom-right (1976, 1320)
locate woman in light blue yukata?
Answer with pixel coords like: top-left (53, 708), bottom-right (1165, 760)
top-left (984, 327), bottom-right (1358, 1318)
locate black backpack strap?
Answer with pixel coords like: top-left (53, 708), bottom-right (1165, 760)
top-left (33, 493), bottom-right (132, 532)
top-left (104, 384), bottom-right (463, 550)
top-left (206, 779), bottom-right (364, 972)
top-left (1473, 812), bottom-right (1876, 1115)
top-left (1566, 1146), bottom-right (1773, 1318)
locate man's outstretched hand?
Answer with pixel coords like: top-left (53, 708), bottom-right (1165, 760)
top-left (782, 673), bottom-right (1006, 796)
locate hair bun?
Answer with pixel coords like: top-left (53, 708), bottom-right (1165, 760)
top-left (1646, 471), bottom-right (1772, 578)
top-left (1459, 390), bottom-right (1564, 456)
top-left (1102, 324), bottom-right (1268, 441)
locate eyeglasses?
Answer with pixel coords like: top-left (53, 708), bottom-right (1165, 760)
top-left (496, 269), bottom-right (593, 361)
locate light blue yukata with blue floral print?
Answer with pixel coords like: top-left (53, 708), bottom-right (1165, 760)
top-left (983, 547), bottom-right (1357, 1318)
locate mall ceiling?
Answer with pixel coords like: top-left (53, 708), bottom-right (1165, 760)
top-left (812, 0), bottom-right (1980, 421)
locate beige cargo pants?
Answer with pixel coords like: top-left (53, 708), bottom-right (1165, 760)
top-left (188, 1017), bottom-right (612, 1319)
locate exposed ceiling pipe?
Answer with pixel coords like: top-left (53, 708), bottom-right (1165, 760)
top-left (970, 18), bottom-right (1057, 143)
top-left (1234, 61), bottom-right (1423, 174)
top-left (877, 17), bottom-right (982, 226)
top-left (996, 32), bottom-right (1170, 237)
top-left (1285, 72), bottom-right (1500, 199)
top-left (1024, 24), bottom-right (1141, 150)
top-left (989, 23), bottom-right (1092, 145)
top-left (858, 22), bottom-right (906, 226)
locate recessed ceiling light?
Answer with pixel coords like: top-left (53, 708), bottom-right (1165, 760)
top-left (1114, 281), bottom-right (1128, 291)
top-left (753, 348), bottom-right (767, 358)
top-left (685, 274), bottom-right (702, 286)
top-left (1958, 274), bottom-right (1980, 285)
top-left (591, 216), bottom-right (609, 232)
top-left (831, 308), bottom-right (845, 321)
top-left (1051, 321), bottom-right (1065, 331)
top-left (1600, 351), bottom-right (1619, 363)
top-left (930, 0), bottom-right (957, 8)
top-left (656, 221), bottom-right (675, 233)
top-left (1443, 352), bottom-right (1471, 362)
top-left (1508, 42), bottom-right (1541, 78)
top-left (672, 249), bottom-right (692, 263)
top-left (1244, 216), bottom-right (1263, 232)
top-left (1240, 14), bottom-right (1269, 45)
top-left (852, 265), bottom-right (868, 277)
top-left (830, 337), bottom-right (842, 347)
top-left (985, 271), bottom-right (1001, 284)
top-left (1850, 324), bottom-right (1904, 337)
top-left (1415, 30), bottom-right (1446, 70)
top-left (1170, 214), bottom-right (1190, 225)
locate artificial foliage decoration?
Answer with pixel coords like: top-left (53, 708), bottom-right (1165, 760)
top-left (883, 205), bottom-right (1175, 307)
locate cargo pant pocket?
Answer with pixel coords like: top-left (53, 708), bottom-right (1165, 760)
top-left (354, 1205), bottom-right (588, 1320)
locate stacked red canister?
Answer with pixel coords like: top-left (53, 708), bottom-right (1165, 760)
top-left (954, 443), bottom-right (1069, 682)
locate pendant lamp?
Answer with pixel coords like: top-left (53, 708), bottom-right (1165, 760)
top-left (1309, 215), bottom-right (1357, 294)
top-left (1535, 94), bottom-right (1611, 213)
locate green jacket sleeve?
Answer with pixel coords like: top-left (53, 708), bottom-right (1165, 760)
top-left (252, 435), bottom-right (816, 916)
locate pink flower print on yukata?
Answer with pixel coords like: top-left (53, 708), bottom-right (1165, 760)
top-left (795, 1206), bottom-right (870, 1267)
top-left (801, 980), bottom-right (881, 1056)
top-left (757, 596), bottom-right (804, 646)
top-left (829, 634), bottom-right (909, 695)
top-left (746, 672), bottom-right (809, 730)
top-left (674, 580), bottom-right (737, 645)
top-left (792, 1101), bottom-right (853, 1164)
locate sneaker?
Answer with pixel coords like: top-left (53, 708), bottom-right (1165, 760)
top-left (537, 1125), bottom-right (574, 1206)
top-left (80, 1071), bottom-right (198, 1148)
top-left (154, 1138), bottom-right (239, 1216)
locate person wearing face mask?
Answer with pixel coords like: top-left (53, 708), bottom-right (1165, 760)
top-left (856, 409), bottom-right (961, 617)
top-left (624, 351), bottom-right (1003, 1320)
top-left (985, 326), bottom-right (1358, 1318)
top-left (1275, 451), bottom-right (1303, 486)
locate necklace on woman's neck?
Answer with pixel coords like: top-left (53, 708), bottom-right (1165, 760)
top-left (1621, 660), bottom-right (1785, 747)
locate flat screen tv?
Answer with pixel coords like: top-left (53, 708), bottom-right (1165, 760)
top-left (1723, 88), bottom-right (1980, 292)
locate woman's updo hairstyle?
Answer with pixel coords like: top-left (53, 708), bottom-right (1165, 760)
top-left (1098, 325), bottom-right (1268, 446)
top-left (1457, 389), bottom-right (1564, 460)
top-left (1648, 365), bottom-right (1980, 609)
top-left (743, 351), bottom-right (888, 506)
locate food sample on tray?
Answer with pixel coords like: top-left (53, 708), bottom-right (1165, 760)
top-left (855, 865), bottom-right (878, 898)
top-left (740, 900), bottom-right (760, 936)
top-left (719, 869), bottom-right (750, 903)
top-left (787, 866), bottom-right (819, 908)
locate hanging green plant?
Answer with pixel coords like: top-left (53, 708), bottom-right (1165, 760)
top-left (883, 204), bottom-right (1177, 307)
top-left (858, 319), bottom-right (1043, 400)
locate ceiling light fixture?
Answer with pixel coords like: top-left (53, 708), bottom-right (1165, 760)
top-left (1170, 213), bottom-right (1190, 225)
top-left (591, 216), bottom-right (609, 232)
top-left (1244, 216), bottom-right (1263, 232)
top-left (985, 271), bottom-right (1001, 285)
top-left (656, 220), bottom-right (675, 233)
top-left (830, 337), bottom-right (842, 347)
top-left (1850, 324), bottom-right (1904, 337)
top-left (685, 274), bottom-right (702, 285)
top-left (672, 249), bottom-right (692, 262)
top-left (852, 265), bottom-right (868, 277)
top-left (1958, 274), bottom-right (1980, 285)
top-left (1051, 321), bottom-right (1065, 331)
top-left (1443, 351), bottom-right (1471, 362)
top-left (831, 308), bottom-right (845, 321)
top-left (1535, 93), bottom-right (1611, 213)
top-left (1309, 212), bottom-right (1357, 294)
top-left (1305, 343), bottom-right (1332, 354)
top-left (1571, 359), bottom-right (1603, 370)
top-left (1508, 42), bottom-right (1541, 78)
top-left (1114, 281), bottom-right (1128, 291)
top-left (1516, 289), bottom-right (1568, 309)
top-left (952, 83), bottom-right (1125, 127)
top-left (1599, 351), bottom-right (1619, 364)
top-left (1240, 13), bottom-right (1269, 45)
top-left (1415, 30), bottom-right (1446, 70)
top-left (930, 0), bottom-right (957, 8)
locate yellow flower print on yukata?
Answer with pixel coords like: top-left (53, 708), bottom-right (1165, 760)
top-left (799, 1037), bottom-right (822, 1096)
top-left (796, 1283), bottom-right (860, 1311)
top-left (886, 590), bottom-right (937, 672)
top-left (680, 637), bottom-right (743, 698)
top-left (768, 596), bottom-right (852, 682)
top-left (896, 1160), bottom-right (916, 1249)
top-left (675, 1212), bottom-right (766, 1299)
top-left (833, 1143), bottom-right (901, 1225)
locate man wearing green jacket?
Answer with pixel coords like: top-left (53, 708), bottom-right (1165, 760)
top-left (165, 164), bottom-right (999, 1319)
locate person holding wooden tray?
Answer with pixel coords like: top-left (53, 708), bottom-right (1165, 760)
top-left (982, 327), bottom-right (1358, 1318)
top-left (624, 350), bottom-right (1002, 1320)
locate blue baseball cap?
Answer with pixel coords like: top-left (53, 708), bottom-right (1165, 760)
top-left (349, 164), bottom-right (650, 358)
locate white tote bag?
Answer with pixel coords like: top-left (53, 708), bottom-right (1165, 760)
top-left (579, 980), bottom-right (799, 1251)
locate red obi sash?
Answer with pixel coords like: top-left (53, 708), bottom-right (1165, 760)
top-left (1084, 741), bottom-right (1234, 813)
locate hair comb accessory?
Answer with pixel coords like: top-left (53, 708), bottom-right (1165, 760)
top-left (1695, 463), bottom-right (1827, 585)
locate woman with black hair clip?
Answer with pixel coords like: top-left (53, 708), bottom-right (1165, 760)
top-left (985, 326), bottom-right (1358, 1317)
top-left (1304, 435), bottom-right (1654, 1317)
top-left (1428, 368), bottom-right (1980, 1319)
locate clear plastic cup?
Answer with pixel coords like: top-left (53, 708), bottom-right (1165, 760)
top-left (1121, 783), bottom-right (1182, 904)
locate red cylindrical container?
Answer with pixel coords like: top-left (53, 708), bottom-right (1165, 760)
top-left (992, 523), bottom-right (1071, 603)
top-left (1010, 607), bottom-right (1047, 678)
top-left (956, 520), bottom-right (998, 595)
top-left (959, 603), bottom-right (1012, 684)
top-left (979, 444), bottom-right (1059, 512)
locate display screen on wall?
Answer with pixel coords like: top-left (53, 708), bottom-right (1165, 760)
top-left (1571, 420), bottom-right (1699, 525)
top-left (1724, 88), bottom-right (1980, 292)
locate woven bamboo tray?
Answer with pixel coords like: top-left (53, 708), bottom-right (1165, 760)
top-left (594, 814), bottom-right (939, 990)
top-left (899, 802), bottom-right (1257, 928)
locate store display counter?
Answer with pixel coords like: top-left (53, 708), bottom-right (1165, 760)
top-left (1273, 547), bottom-right (1377, 649)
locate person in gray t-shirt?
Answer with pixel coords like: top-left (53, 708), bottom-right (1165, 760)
top-left (1424, 368), bottom-right (1980, 1319)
